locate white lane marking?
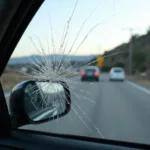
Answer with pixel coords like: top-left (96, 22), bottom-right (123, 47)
top-left (126, 81), bottom-right (150, 95)
top-left (34, 109), bottom-right (56, 121)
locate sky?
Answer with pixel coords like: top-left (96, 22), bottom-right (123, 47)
top-left (13, 0), bottom-right (150, 57)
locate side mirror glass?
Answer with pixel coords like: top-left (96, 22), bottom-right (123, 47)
top-left (9, 80), bottom-right (71, 126)
top-left (24, 81), bottom-right (69, 122)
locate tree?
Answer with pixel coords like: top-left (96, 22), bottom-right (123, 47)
top-left (131, 34), bottom-right (139, 41)
top-left (145, 55), bottom-right (150, 69)
top-left (145, 55), bottom-right (150, 80)
top-left (147, 26), bottom-right (150, 34)
top-left (138, 64), bottom-right (146, 72)
top-left (113, 62), bottom-right (124, 68)
top-left (101, 66), bottom-right (112, 72)
top-left (132, 51), bottom-right (147, 69)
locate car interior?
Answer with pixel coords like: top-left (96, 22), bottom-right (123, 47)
top-left (0, 0), bottom-right (150, 149)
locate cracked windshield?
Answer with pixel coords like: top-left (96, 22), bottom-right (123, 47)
top-left (2, 0), bottom-right (150, 144)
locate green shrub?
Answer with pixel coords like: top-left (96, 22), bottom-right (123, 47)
top-left (101, 66), bottom-right (112, 72)
top-left (138, 64), bottom-right (146, 72)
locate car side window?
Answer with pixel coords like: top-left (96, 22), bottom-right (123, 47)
top-left (1, 0), bottom-right (150, 146)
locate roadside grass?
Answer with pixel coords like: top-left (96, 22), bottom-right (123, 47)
top-left (126, 75), bottom-right (150, 88)
top-left (1, 71), bottom-right (29, 92)
top-left (1, 71), bottom-right (79, 92)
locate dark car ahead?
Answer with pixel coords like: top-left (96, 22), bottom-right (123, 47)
top-left (80, 66), bottom-right (100, 81)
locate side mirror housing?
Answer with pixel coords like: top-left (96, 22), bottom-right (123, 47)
top-left (9, 80), bottom-right (71, 128)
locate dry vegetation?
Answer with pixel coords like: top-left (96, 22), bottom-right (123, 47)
top-left (0, 68), bottom-right (78, 92)
top-left (127, 75), bottom-right (150, 88)
top-left (1, 70), bottom-right (29, 92)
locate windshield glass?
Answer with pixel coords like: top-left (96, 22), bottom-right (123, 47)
top-left (113, 69), bottom-right (124, 73)
top-left (85, 69), bottom-right (96, 72)
top-left (2, 0), bottom-right (150, 145)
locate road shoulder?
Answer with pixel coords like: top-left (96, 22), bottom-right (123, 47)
top-left (126, 76), bottom-right (150, 91)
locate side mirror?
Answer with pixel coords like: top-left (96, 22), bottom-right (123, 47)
top-left (9, 80), bottom-right (71, 128)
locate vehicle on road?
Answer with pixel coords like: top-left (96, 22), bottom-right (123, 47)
top-left (81, 66), bottom-right (100, 81)
top-left (109, 67), bottom-right (125, 81)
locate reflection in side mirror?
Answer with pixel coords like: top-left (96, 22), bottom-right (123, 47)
top-left (9, 80), bottom-right (71, 127)
top-left (24, 82), bottom-right (68, 122)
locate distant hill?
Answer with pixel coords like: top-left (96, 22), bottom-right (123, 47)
top-left (8, 54), bottom-right (95, 64)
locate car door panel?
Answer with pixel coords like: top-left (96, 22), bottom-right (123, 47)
top-left (0, 129), bottom-right (147, 150)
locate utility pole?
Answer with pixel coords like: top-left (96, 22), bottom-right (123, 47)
top-left (122, 28), bottom-right (133, 75)
top-left (129, 28), bottom-right (133, 75)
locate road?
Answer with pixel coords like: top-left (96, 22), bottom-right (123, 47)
top-left (13, 73), bottom-right (150, 144)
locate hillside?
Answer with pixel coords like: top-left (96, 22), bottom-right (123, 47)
top-left (8, 55), bottom-right (95, 64)
top-left (99, 30), bottom-right (150, 76)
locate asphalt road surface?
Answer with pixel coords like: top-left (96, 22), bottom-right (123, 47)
top-left (16, 73), bottom-right (150, 144)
